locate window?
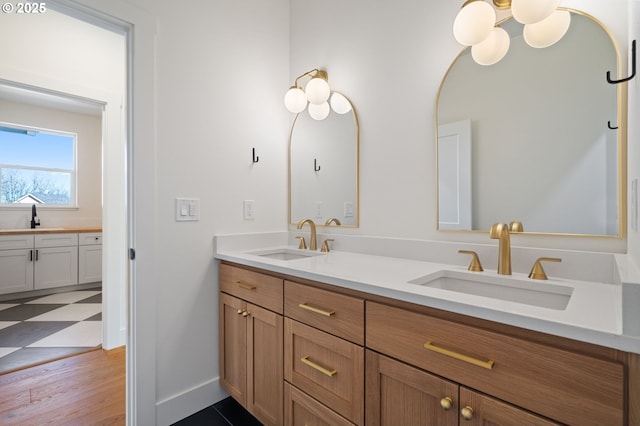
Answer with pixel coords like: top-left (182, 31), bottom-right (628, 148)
top-left (0, 123), bottom-right (76, 207)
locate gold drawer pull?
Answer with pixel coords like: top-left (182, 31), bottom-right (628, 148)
top-left (234, 281), bottom-right (256, 290)
top-left (424, 341), bottom-right (494, 370)
top-left (298, 303), bottom-right (335, 317)
top-left (301, 356), bottom-right (337, 377)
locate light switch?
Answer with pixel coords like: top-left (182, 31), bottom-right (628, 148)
top-left (176, 198), bottom-right (200, 222)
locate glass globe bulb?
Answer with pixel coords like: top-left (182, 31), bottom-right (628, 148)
top-left (305, 77), bottom-right (331, 105)
top-left (284, 87), bottom-right (307, 113)
top-left (523, 10), bottom-right (571, 48)
top-left (453, 0), bottom-right (496, 46)
top-left (471, 26), bottom-right (510, 65)
top-left (511, 0), bottom-right (559, 24)
top-left (308, 102), bottom-right (330, 120)
top-left (330, 92), bottom-right (352, 114)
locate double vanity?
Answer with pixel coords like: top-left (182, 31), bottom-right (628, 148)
top-left (215, 231), bottom-right (640, 425)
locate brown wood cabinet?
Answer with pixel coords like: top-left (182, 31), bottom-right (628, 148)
top-left (284, 318), bottom-right (364, 424)
top-left (284, 382), bottom-right (356, 426)
top-left (219, 261), bottom-right (640, 426)
top-left (366, 350), bottom-right (559, 426)
top-left (366, 350), bottom-right (458, 426)
top-left (219, 266), bottom-right (284, 426)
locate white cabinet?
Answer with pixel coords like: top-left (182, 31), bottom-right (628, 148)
top-left (78, 233), bottom-right (102, 284)
top-left (0, 234), bottom-right (35, 294)
top-left (0, 232), bottom-right (102, 295)
top-left (34, 233), bottom-right (78, 290)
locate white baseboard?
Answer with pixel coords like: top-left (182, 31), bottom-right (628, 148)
top-left (156, 377), bottom-right (228, 426)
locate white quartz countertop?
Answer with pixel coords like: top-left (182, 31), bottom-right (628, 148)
top-left (214, 233), bottom-right (640, 354)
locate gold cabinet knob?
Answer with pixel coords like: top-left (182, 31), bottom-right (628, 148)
top-left (237, 309), bottom-right (244, 315)
top-left (440, 397), bottom-right (453, 410)
top-left (241, 310), bottom-right (250, 317)
top-left (461, 406), bottom-right (474, 420)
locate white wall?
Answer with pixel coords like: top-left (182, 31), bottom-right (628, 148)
top-left (119, 0), bottom-right (290, 423)
top-left (0, 99), bottom-right (102, 229)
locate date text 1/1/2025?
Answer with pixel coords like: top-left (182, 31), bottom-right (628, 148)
top-left (2, 2), bottom-right (46, 14)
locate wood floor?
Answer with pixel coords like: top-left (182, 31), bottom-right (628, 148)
top-left (0, 346), bottom-right (125, 425)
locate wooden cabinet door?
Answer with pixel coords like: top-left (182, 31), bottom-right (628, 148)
top-left (247, 302), bottom-right (283, 426)
top-left (459, 387), bottom-right (560, 425)
top-left (366, 350), bottom-right (458, 426)
top-left (219, 293), bottom-right (247, 405)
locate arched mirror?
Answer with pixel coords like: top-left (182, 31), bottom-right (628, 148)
top-left (437, 10), bottom-right (626, 236)
top-left (289, 93), bottom-right (359, 227)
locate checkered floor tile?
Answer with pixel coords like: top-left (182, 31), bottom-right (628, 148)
top-left (0, 288), bottom-right (102, 373)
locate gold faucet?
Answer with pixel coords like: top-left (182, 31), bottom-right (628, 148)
top-left (325, 218), bottom-right (341, 226)
top-left (297, 219), bottom-right (317, 250)
top-left (489, 221), bottom-right (524, 275)
top-left (490, 223), bottom-right (512, 275)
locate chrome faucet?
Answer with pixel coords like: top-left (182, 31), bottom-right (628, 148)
top-left (489, 223), bottom-right (512, 275)
top-left (30, 204), bottom-right (40, 229)
top-left (297, 219), bottom-right (317, 250)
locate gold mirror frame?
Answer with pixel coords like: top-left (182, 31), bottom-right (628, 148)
top-left (435, 9), bottom-right (627, 238)
top-left (288, 92), bottom-right (360, 227)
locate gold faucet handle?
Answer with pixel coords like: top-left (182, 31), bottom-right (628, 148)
top-left (509, 221), bottom-right (524, 232)
top-left (296, 236), bottom-right (307, 250)
top-left (321, 239), bottom-right (334, 253)
top-left (528, 257), bottom-right (562, 280)
top-left (458, 250), bottom-right (484, 272)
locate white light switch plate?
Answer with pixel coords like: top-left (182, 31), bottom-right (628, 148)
top-left (176, 198), bottom-right (200, 222)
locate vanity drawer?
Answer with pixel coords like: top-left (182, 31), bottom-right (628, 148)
top-left (285, 281), bottom-right (364, 345)
top-left (219, 264), bottom-right (283, 314)
top-left (366, 301), bottom-right (624, 426)
top-left (284, 382), bottom-right (355, 426)
top-left (285, 318), bottom-right (364, 425)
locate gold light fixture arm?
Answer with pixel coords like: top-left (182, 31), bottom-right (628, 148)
top-left (293, 69), bottom-right (328, 88)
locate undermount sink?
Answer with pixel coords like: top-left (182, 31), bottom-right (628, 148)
top-left (248, 247), bottom-right (325, 261)
top-left (408, 270), bottom-right (573, 310)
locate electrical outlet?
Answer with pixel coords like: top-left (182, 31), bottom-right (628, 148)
top-left (344, 202), bottom-right (354, 218)
top-left (314, 201), bottom-right (323, 219)
top-left (244, 200), bottom-right (255, 220)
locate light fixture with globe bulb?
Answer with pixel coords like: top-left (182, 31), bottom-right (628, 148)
top-left (284, 69), bottom-right (353, 120)
top-left (453, 0), bottom-right (570, 66)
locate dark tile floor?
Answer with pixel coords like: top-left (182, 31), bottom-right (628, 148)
top-left (173, 397), bottom-right (262, 426)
